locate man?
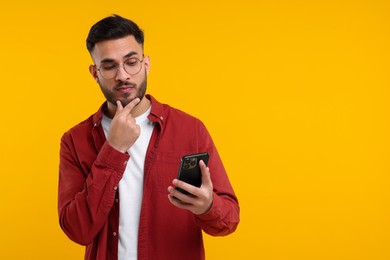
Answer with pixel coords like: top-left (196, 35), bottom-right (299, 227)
top-left (58, 14), bottom-right (239, 260)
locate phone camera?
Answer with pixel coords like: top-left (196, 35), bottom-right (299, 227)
top-left (183, 158), bottom-right (198, 170)
top-left (190, 159), bottom-right (196, 167)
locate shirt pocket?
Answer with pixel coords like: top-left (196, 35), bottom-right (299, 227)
top-left (155, 151), bottom-right (190, 193)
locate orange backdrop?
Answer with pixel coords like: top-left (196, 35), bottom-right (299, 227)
top-left (0, 1), bottom-right (389, 259)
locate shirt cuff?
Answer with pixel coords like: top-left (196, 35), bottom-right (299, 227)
top-left (95, 141), bottom-right (130, 171)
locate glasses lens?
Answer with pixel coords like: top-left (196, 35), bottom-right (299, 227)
top-left (99, 63), bottom-right (117, 79)
top-left (98, 58), bottom-right (143, 79)
top-left (124, 58), bottom-right (142, 75)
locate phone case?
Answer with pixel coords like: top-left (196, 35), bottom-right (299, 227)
top-left (176, 152), bottom-right (210, 195)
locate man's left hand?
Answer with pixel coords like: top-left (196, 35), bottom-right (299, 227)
top-left (167, 160), bottom-right (214, 215)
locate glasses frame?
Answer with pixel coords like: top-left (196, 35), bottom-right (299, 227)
top-left (96, 57), bottom-right (144, 80)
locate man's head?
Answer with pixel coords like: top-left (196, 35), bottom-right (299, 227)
top-left (87, 15), bottom-right (150, 116)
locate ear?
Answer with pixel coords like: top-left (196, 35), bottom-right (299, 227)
top-left (144, 55), bottom-right (151, 75)
top-left (89, 65), bottom-right (99, 82)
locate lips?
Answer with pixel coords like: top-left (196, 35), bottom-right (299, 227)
top-left (115, 84), bottom-right (135, 93)
top-left (116, 86), bottom-right (133, 93)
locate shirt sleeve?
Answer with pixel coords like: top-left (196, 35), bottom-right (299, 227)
top-left (194, 121), bottom-right (240, 236)
top-left (58, 132), bottom-right (129, 245)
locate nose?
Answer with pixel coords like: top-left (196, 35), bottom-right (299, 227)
top-left (115, 65), bottom-right (131, 81)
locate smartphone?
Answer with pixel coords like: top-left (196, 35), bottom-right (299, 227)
top-left (176, 152), bottom-right (210, 196)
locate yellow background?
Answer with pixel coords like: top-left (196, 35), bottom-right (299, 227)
top-left (0, 0), bottom-right (389, 259)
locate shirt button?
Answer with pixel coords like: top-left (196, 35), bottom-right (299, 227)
top-left (115, 198), bottom-right (119, 203)
top-left (113, 232), bottom-right (117, 236)
top-left (114, 186), bottom-right (118, 191)
top-left (160, 116), bottom-right (164, 120)
top-left (123, 160), bottom-right (128, 165)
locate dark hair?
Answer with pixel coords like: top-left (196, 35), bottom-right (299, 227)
top-left (86, 14), bottom-right (144, 53)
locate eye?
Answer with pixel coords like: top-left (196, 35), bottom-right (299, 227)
top-left (125, 59), bottom-right (139, 66)
top-left (101, 63), bottom-right (117, 70)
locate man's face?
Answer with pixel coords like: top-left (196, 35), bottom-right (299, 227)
top-left (89, 35), bottom-right (150, 109)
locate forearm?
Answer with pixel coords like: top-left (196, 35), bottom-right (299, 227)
top-left (58, 140), bottom-right (128, 245)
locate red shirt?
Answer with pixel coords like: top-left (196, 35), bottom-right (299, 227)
top-left (58, 95), bottom-right (240, 260)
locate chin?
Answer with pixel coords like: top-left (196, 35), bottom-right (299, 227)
top-left (119, 95), bottom-right (143, 107)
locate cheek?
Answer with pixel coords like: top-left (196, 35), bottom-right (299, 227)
top-left (97, 79), bottom-right (114, 93)
top-left (99, 77), bottom-right (115, 86)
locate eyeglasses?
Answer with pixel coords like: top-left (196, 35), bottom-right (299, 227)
top-left (96, 57), bottom-right (144, 79)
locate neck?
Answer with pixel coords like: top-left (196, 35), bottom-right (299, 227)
top-left (131, 96), bottom-right (151, 117)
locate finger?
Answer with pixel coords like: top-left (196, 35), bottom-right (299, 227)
top-left (170, 182), bottom-right (198, 202)
top-left (200, 160), bottom-right (212, 188)
top-left (168, 194), bottom-right (192, 209)
top-left (115, 100), bottom-right (124, 115)
top-left (167, 188), bottom-right (194, 206)
top-left (173, 179), bottom-right (197, 196)
top-left (122, 98), bottom-right (140, 114)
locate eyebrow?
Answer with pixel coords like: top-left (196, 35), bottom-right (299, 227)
top-left (100, 51), bottom-right (139, 64)
top-left (124, 51), bottom-right (138, 59)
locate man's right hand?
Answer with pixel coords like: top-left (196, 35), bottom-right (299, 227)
top-left (106, 98), bottom-right (141, 153)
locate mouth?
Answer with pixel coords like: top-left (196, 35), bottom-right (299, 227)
top-left (115, 84), bottom-right (135, 94)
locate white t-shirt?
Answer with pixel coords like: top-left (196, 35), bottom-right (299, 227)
top-left (101, 106), bottom-right (154, 260)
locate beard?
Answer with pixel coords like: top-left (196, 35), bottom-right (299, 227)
top-left (99, 70), bottom-right (147, 108)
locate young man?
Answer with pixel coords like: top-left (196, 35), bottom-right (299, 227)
top-left (58, 14), bottom-right (239, 260)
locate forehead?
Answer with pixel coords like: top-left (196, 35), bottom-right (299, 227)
top-left (91, 35), bottom-right (143, 63)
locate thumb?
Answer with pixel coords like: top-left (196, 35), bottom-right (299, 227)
top-left (200, 160), bottom-right (212, 188)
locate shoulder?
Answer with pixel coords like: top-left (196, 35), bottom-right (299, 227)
top-left (149, 94), bottom-right (203, 125)
top-left (61, 103), bottom-right (105, 140)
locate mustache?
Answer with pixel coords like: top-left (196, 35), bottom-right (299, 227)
top-left (114, 81), bottom-right (136, 89)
